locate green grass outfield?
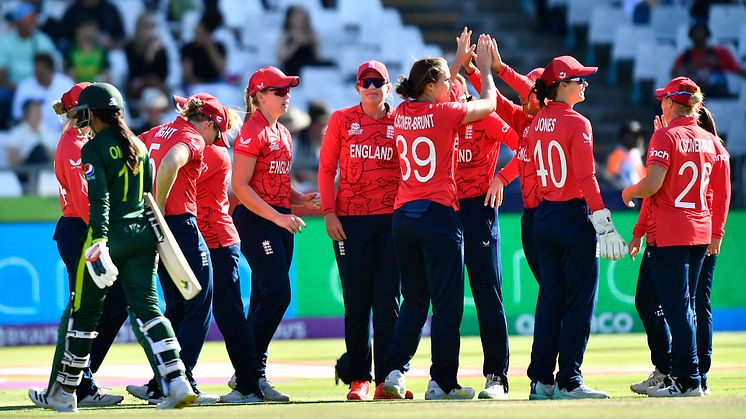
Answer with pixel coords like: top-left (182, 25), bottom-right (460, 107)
top-left (1, 333), bottom-right (745, 417)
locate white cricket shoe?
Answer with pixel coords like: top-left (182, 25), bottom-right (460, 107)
top-left (382, 370), bottom-right (407, 399)
top-left (424, 380), bottom-right (475, 400)
top-left (28, 385), bottom-right (78, 413)
top-left (529, 380), bottom-right (554, 400)
top-left (78, 387), bottom-right (124, 407)
top-left (259, 377), bottom-right (290, 401)
top-left (648, 380), bottom-right (704, 398)
top-left (553, 383), bottom-right (609, 399)
top-left (478, 374), bottom-right (508, 400)
top-left (227, 373), bottom-right (237, 390)
top-left (630, 369), bottom-right (668, 395)
top-left (194, 390), bottom-right (220, 405)
top-left (157, 376), bottom-right (197, 409)
top-left (219, 389), bottom-right (264, 403)
top-left (126, 382), bottom-right (163, 404)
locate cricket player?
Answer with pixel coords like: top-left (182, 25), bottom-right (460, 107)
top-left (622, 77), bottom-right (731, 397)
top-left (380, 34), bottom-right (497, 401)
top-left (526, 56), bottom-right (625, 400)
top-left (29, 82), bottom-right (196, 412)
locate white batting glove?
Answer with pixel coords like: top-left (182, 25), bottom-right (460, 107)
top-left (85, 241), bottom-right (119, 288)
top-left (589, 209), bottom-right (627, 261)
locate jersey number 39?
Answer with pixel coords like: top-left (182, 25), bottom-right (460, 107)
top-left (397, 135), bottom-right (436, 183)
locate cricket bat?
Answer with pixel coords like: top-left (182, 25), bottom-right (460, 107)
top-left (143, 192), bottom-right (202, 300)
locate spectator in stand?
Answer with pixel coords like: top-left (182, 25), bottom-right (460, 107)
top-left (294, 100), bottom-right (331, 192)
top-left (63, 17), bottom-right (111, 83)
top-left (672, 22), bottom-right (746, 98)
top-left (12, 53), bottom-right (75, 136)
top-left (131, 87), bottom-right (171, 135)
top-left (61, 0), bottom-right (125, 50)
top-left (6, 99), bottom-right (57, 189)
top-left (277, 6), bottom-right (331, 78)
top-left (125, 12), bottom-right (169, 102)
top-left (0, 3), bottom-right (58, 129)
top-left (181, 9), bottom-right (226, 93)
top-left (606, 120), bottom-right (647, 188)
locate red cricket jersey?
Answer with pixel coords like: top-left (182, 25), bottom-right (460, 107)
top-left (455, 112), bottom-right (518, 200)
top-left (140, 117), bottom-right (205, 216)
top-left (526, 101), bottom-right (604, 211)
top-left (393, 101), bottom-right (467, 210)
top-left (55, 128), bottom-right (90, 222)
top-left (465, 67), bottom-right (540, 208)
top-left (318, 104), bottom-right (399, 216)
top-left (233, 111), bottom-right (293, 208)
top-left (645, 116), bottom-right (728, 246)
top-left (197, 145), bottom-right (240, 248)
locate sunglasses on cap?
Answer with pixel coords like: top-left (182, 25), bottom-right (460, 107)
top-left (563, 77), bottom-right (586, 85)
top-left (358, 78), bottom-right (386, 89)
top-left (264, 88), bottom-right (290, 97)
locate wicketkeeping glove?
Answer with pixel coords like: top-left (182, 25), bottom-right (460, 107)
top-left (85, 241), bottom-right (119, 288)
top-left (589, 208), bottom-right (627, 261)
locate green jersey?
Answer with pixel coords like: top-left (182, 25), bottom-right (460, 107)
top-left (81, 127), bottom-right (152, 242)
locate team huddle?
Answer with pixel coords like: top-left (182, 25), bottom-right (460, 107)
top-left (29, 27), bottom-right (731, 412)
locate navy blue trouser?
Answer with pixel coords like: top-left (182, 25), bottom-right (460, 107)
top-left (334, 214), bottom-right (400, 385)
top-left (54, 216), bottom-right (128, 398)
top-left (233, 204), bottom-right (293, 377)
top-left (210, 243), bottom-right (262, 396)
top-left (521, 207), bottom-right (541, 282)
top-left (635, 247), bottom-right (672, 374)
top-left (458, 196), bottom-right (509, 382)
top-left (385, 201), bottom-right (464, 393)
top-left (646, 244), bottom-right (707, 389)
top-left (528, 199), bottom-right (599, 390)
top-left (158, 214), bottom-right (213, 390)
top-left (636, 249), bottom-right (717, 380)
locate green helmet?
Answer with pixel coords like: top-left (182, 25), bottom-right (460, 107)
top-left (75, 83), bottom-right (125, 129)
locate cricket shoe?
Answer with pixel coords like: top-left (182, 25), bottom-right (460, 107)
top-left (78, 386), bottom-right (124, 407)
top-left (218, 389), bottom-right (264, 403)
top-left (381, 370), bottom-right (407, 399)
top-left (259, 377), bottom-right (290, 401)
top-left (529, 380), bottom-right (554, 400)
top-left (194, 388), bottom-right (220, 405)
top-left (347, 380), bottom-right (370, 400)
top-left (630, 369), bottom-right (668, 395)
top-left (647, 379), bottom-right (704, 398)
top-left (424, 380), bottom-right (475, 400)
top-left (227, 373), bottom-right (237, 390)
top-left (553, 383), bottom-right (609, 399)
top-left (478, 374), bottom-right (508, 400)
top-left (126, 381), bottom-right (163, 404)
top-left (157, 376), bottom-right (197, 409)
top-left (28, 385), bottom-right (78, 413)
top-left (373, 383), bottom-right (414, 400)
top-left (702, 375), bottom-right (710, 396)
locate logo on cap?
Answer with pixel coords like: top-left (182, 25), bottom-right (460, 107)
top-left (109, 97), bottom-right (118, 107)
top-left (559, 71), bottom-right (566, 79)
top-left (257, 82), bottom-right (265, 90)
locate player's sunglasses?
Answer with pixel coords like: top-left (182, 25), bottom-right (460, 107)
top-left (564, 77), bottom-right (586, 85)
top-left (266, 88), bottom-right (290, 97)
top-left (358, 78), bottom-right (386, 89)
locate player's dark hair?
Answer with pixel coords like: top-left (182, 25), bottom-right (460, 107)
top-left (93, 109), bottom-right (140, 174)
top-left (533, 79), bottom-right (558, 108)
top-left (697, 105), bottom-right (722, 143)
top-left (396, 57), bottom-right (447, 100)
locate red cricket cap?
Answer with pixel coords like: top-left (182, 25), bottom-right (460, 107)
top-left (540, 55), bottom-right (597, 85)
top-left (526, 67), bottom-right (544, 82)
top-left (173, 93), bottom-right (231, 147)
top-left (357, 60), bottom-right (389, 82)
top-left (655, 76), bottom-right (701, 106)
top-left (61, 82), bottom-right (92, 112)
top-left (247, 66), bottom-right (299, 96)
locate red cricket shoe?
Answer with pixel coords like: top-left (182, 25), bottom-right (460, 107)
top-left (373, 383), bottom-right (414, 400)
top-left (347, 381), bottom-right (370, 401)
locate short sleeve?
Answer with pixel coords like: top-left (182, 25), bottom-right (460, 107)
top-left (647, 130), bottom-right (673, 170)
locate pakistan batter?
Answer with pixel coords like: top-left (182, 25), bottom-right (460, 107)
top-left (28, 83), bottom-right (195, 412)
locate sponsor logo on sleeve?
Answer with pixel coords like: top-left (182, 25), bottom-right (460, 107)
top-left (83, 163), bottom-right (95, 180)
top-left (69, 158), bottom-right (82, 169)
top-left (238, 137), bottom-right (252, 146)
top-left (648, 148), bottom-right (669, 160)
top-left (582, 132), bottom-right (592, 143)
